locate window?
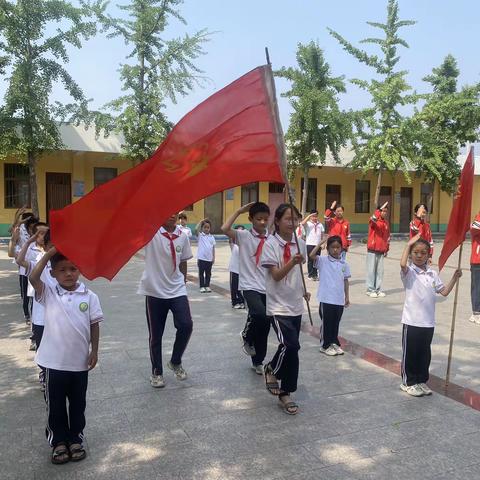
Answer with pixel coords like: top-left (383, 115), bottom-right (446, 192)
top-left (183, 203), bottom-right (194, 211)
top-left (269, 182), bottom-right (285, 193)
top-left (94, 167), bottom-right (117, 188)
top-left (300, 178), bottom-right (317, 212)
top-left (4, 163), bottom-right (30, 208)
top-left (241, 182), bottom-right (259, 204)
top-left (420, 183), bottom-right (434, 214)
top-left (325, 184), bottom-right (341, 210)
top-left (355, 180), bottom-right (370, 213)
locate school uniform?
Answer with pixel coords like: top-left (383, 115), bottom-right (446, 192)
top-left (179, 225), bottom-right (192, 239)
top-left (324, 209), bottom-right (352, 252)
top-left (400, 264), bottom-right (444, 386)
top-left (17, 224), bottom-right (31, 319)
top-left (236, 228), bottom-right (271, 366)
top-left (138, 227), bottom-right (193, 375)
top-left (35, 282), bottom-right (103, 447)
top-left (316, 255), bottom-right (351, 349)
top-left (305, 221), bottom-right (324, 279)
top-left (197, 232), bottom-right (216, 288)
top-left (228, 243), bottom-right (244, 307)
top-left (366, 209), bottom-right (390, 294)
top-left (410, 217), bottom-right (434, 256)
top-left (261, 233), bottom-right (307, 393)
top-left (470, 214), bottom-right (480, 314)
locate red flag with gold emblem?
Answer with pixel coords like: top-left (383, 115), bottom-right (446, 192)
top-left (50, 66), bottom-right (286, 280)
top-left (438, 147), bottom-right (475, 270)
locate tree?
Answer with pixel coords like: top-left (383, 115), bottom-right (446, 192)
top-left (92, 0), bottom-right (209, 164)
top-left (328, 0), bottom-right (417, 207)
top-left (408, 55), bottom-right (480, 195)
top-left (0, 0), bottom-right (98, 217)
top-left (275, 41), bottom-right (351, 214)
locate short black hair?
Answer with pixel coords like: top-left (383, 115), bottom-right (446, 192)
top-left (24, 216), bottom-right (39, 232)
top-left (409, 238), bottom-right (430, 253)
top-left (21, 212), bottom-right (34, 220)
top-left (50, 252), bottom-right (69, 269)
top-left (310, 209), bottom-right (318, 214)
top-left (334, 204), bottom-right (344, 211)
top-left (178, 213), bottom-right (187, 220)
top-left (327, 235), bottom-right (343, 249)
top-left (249, 202), bottom-right (270, 218)
top-left (32, 222), bottom-right (48, 233)
top-left (414, 203), bottom-right (428, 214)
top-left (273, 203), bottom-right (300, 232)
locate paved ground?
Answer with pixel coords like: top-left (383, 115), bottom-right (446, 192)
top-left (1, 240), bottom-right (480, 480)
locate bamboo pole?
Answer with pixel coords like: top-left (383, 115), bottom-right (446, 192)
top-left (445, 243), bottom-right (463, 387)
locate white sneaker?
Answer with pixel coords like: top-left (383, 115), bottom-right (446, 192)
top-left (167, 361), bottom-right (188, 380)
top-left (400, 383), bottom-right (424, 397)
top-left (233, 304), bottom-right (242, 309)
top-left (333, 344), bottom-right (344, 355)
top-left (368, 291), bottom-right (378, 298)
top-left (469, 314), bottom-right (480, 324)
top-left (377, 291), bottom-right (386, 298)
top-left (205, 287), bottom-right (212, 293)
top-left (418, 383), bottom-right (433, 395)
top-left (252, 364), bottom-right (264, 375)
top-left (150, 374), bottom-right (165, 388)
top-left (320, 345), bottom-right (338, 356)
top-left (199, 287), bottom-right (206, 293)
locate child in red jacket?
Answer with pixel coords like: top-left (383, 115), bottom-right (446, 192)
top-left (469, 211), bottom-right (480, 324)
top-left (410, 204), bottom-right (433, 257)
top-left (325, 201), bottom-right (351, 257)
top-left (366, 202), bottom-right (390, 298)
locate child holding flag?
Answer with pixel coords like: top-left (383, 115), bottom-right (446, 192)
top-left (221, 202), bottom-right (271, 375)
top-left (399, 234), bottom-right (462, 397)
top-left (261, 203), bottom-right (308, 415)
top-left (469, 210), bottom-right (480, 324)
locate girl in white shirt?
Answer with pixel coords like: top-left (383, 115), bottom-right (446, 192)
top-left (309, 235), bottom-right (350, 357)
top-left (196, 219), bottom-right (216, 293)
top-left (229, 225), bottom-right (245, 308)
top-left (399, 234), bottom-right (461, 397)
top-left (261, 203), bottom-right (308, 415)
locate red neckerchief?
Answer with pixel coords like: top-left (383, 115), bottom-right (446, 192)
top-left (161, 230), bottom-right (179, 271)
top-left (251, 229), bottom-right (267, 266)
top-left (274, 233), bottom-right (296, 265)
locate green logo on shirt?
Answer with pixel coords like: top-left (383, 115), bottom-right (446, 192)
top-left (79, 302), bottom-right (89, 312)
top-left (176, 245), bottom-right (182, 252)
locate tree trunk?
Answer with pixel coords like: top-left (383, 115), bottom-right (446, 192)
top-left (301, 165), bottom-right (309, 216)
top-left (28, 150), bottom-right (39, 218)
top-left (374, 169), bottom-right (383, 209)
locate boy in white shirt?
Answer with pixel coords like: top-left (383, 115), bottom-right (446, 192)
top-left (221, 202), bottom-right (271, 375)
top-left (29, 246), bottom-right (103, 465)
top-left (195, 218), bottom-right (216, 293)
top-left (138, 213), bottom-right (193, 387)
top-left (301, 209), bottom-right (324, 280)
top-left (178, 212), bottom-right (192, 240)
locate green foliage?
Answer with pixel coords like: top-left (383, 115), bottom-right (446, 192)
top-left (275, 41), bottom-right (351, 183)
top-left (91, 0), bottom-right (209, 163)
top-left (408, 55), bottom-right (480, 192)
top-left (328, 0), bottom-right (418, 187)
top-left (0, 0), bottom-right (100, 214)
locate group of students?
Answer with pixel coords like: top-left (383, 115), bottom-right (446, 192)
top-left (8, 207), bottom-right (102, 465)
top-left (6, 198), bottom-right (480, 464)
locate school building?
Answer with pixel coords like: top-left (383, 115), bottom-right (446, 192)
top-left (1, 124), bottom-right (479, 235)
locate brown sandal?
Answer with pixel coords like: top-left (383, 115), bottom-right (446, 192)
top-left (278, 392), bottom-right (298, 415)
top-left (264, 365), bottom-right (280, 396)
top-left (51, 443), bottom-right (70, 464)
top-left (69, 443), bottom-right (87, 462)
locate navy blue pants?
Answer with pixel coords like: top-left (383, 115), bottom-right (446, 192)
top-left (401, 324), bottom-right (434, 386)
top-left (319, 303), bottom-right (344, 349)
top-left (145, 295), bottom-right (193, 375)
top-left (45, 369), bottom-right (88, 447)
top-left (19, 275), bottom-right (31, 319)
top-left (197, 260), bottom-right (213, 288)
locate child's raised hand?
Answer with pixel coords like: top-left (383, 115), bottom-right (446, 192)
top-left (27, 231), bottom-right (40, 244)
top-left (380, 201), bottom-right (388, 210)
top-left (46, 245), bottom-right (57, 257)
top-left (238, 202), bottom-right (255, 214)
top-left (330, 200), bottom-right (337, 210)
top-left (11, 225), bottom-right (20, 242)
top-left (407, 233), bottom-right (421, 246)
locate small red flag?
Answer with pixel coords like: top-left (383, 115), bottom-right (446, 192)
top-left (50, 66), bottom-right (286, 280)
top-left (438, 147), bottom-right (475, 271)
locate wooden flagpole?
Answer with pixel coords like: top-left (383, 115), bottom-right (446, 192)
top-left (265, 47), bottom-right (313, 326)
top-left (445, 243), bottom-right (463, 387)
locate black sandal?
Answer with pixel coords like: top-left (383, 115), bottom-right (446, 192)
top-left (69, 443), bottom-right (87, 462)
top-left (264, 365), bottom-right (280, 396)
top-left (51, 443), bottom-right (70, 464)
top-left (278, 392), bottom-right (298, 415)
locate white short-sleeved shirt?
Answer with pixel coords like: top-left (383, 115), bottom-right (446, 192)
top-left (401, 265), bottom-right (445, 328)
top-left (25, 259), bottom-right (57, 326)
top-left (35, 282), bottom-right (103, 371)
top-left (305, 221), bottom-right (324, 246)
top-left (197, 232), bottom-right (216, 261)
top-left (235, 229), bottom-right (268, 293)
top-left (316, 255), bottom-right (351, 306)
top-left (14, 224), bottom-right (31, 276)
top-left (138, 226), bottom-right (193, 299)
top-left (26, 244), bottom-right (45, 297)
top-left (228, 244), bottom-right (240, 274)
top-left (261, 233), bottom-right (307, 317)
top-left (179, 225), bottom-right (192, 239)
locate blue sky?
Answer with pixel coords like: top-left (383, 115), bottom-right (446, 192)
top-left (7, 1), bottom-right (480, 130)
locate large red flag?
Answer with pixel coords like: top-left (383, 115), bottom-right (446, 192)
top-left (50, 66), bottom-right (286, 280)
top-left (438, 147), bottom-right (475, 271)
